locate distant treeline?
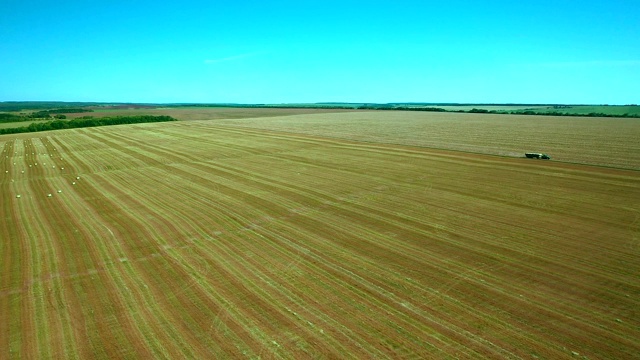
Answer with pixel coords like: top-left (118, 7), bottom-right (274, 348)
top-left (356, 105), bottom-right (447, 112)
top-left (168, 103), bottom-right (640, 117)
top-left (0, 113), bottom-right (26, 123)
top-left (164, 103), bottom-right (362, 110)
top-left (32, 108), bottom-right (93, 116)
top-left (2, 101), bottom-right (639, 118)
top-left (0, 108), bottom-right (93, 123)
top-left (0, 115), bottom-right (177, 135)
top-left (463, 108), bottom-right (640, 118)
top-left (349, 105), bottom-right (640, 118)
top-left (0, 102), bottom-right (103, 112)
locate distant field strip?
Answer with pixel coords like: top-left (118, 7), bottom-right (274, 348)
top-left (1, 121), bottom-right (639, 359)
top-left (209, 111), bottom-right (640, 170)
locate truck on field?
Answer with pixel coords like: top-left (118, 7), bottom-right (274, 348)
top-left (525, 153), bottom-right (551, 159)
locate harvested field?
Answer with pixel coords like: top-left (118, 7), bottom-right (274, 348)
top-left (1, 118), bottom-right (639, 359)
top-left (36, 108), bottom-right (640, 169)
top-left (211, 111), bottom-right (640, 170)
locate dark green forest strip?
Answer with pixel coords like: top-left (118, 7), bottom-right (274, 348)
top-left (0, 113), bottom-right (26, 123)
top-left (0, 102), bottom-right (104, 112)
top-left (0, 115), bottom-right (177, 135)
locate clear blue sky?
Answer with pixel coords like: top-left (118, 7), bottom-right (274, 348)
top-left (1, 0), bottom-right (638, 104)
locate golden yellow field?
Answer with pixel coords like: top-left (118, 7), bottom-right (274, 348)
top-left (1, 111), bottom-right (639, 358)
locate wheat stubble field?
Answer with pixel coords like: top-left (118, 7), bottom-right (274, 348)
top-left (1, 111), bottom-right (639, 359)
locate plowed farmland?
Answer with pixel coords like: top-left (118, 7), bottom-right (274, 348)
top-left (1, 114), bottom-right (639, 359)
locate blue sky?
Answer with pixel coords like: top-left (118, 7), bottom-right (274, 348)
top-left (1, 0), bottom-right (638, 104)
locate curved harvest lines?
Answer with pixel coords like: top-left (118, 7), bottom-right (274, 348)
top-left (1, 121), bottom-right (639, 359)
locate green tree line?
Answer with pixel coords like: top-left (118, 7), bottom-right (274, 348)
top-left (0, 113), bottom-right (26, 123)
top-left (28, 108), bottom-right (93, 118)
top-left (471, 109), bottom-right (640, 118)
top-left (0, 115), bottom-right (177, 135)
top-left (0, 108), bottom-right (93, 123)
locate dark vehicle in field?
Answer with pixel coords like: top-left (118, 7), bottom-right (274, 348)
top-left (525, 153), bottom-right (551, 159)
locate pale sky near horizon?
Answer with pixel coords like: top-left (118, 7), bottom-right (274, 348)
top-left (1, 0), bottom-right (638, 104)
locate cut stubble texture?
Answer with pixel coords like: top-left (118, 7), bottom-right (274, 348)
top-left (1, 114), bottom-right (639, 359)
